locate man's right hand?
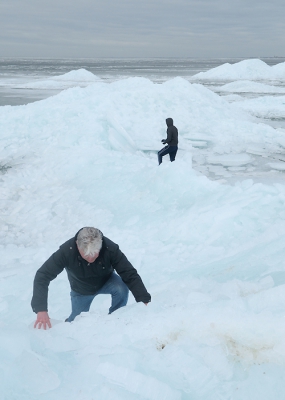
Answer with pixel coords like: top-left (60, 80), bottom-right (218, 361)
top-left (34, 311), bottom-right (52, 330)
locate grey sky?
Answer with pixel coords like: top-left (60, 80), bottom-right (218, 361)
top-left (1, 0), bottom-right (284, 58)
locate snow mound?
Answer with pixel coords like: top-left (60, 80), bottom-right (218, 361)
top-left (192, 59), bottom-right (285, 81)
top-left (218, 80), bottom-right (285, 94)
top-left (16, 69), bottom-right (100, 89)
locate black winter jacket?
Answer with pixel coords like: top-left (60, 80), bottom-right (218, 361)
top-left (31, 232), bottom-right (151, 313)
top-left (165, 118), bottom-right (178, 146)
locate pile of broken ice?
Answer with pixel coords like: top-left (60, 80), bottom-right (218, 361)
top-left (1, 59), bottom-right (285, 399)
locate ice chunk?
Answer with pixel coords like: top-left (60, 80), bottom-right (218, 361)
top-left (207, 153), bottom-right (253, 167)
top-left (267, 162), bottom-right (285, 171)
top-left (13, 351), bottom-right (60, 395)
top-left (97, 362), bottom-right (181, 400)
top-left (188, 140), bottom-right (208, 148)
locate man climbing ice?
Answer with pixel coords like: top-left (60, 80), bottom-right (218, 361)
top-left (158, 118), bottom-right (178, 165)
top-left (32, 227), bottom-right (151, 329)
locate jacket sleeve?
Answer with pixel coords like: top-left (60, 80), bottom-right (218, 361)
top-left (110, 244), bottom-right (151, 303)
top-left (165, 127), bottom-right (173, 144)
top-left (31, 247), bottom-right (67, 313)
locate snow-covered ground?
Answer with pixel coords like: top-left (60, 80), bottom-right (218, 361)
top-left (1, 60), bottom-right (285, 400)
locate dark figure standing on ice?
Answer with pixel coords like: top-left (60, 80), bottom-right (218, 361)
top-left (32, 227), bottom-right (151, 329)
top-left (158, 118), bottom-right (178, 165)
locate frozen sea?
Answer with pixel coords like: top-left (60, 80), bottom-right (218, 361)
top-left (0, 58), bottom-right (224, 106)
top-left (1, 58), bottom-right (285, 399)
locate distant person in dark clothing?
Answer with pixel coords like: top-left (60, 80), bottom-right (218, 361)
top-left (158, 118), bottom-right (178, 165)
top-left (32, 227), bottom-right (151, 329)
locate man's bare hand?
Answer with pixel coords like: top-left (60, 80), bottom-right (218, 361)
top-left (34, 311), bottom-right (52, 330)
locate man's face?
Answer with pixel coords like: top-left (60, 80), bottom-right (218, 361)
top-left (77, 244), bottom-right (99, 263)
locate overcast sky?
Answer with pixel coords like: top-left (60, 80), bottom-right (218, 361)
top-left (1, 0), bottom-right (284, 58)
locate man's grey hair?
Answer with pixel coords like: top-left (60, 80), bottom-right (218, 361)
top-left (76, 227), bottom-right (103, 256)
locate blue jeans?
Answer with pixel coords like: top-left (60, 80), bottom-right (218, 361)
top-left (158, 145), bottom-right (178, 165)
top-left (66, 272), bottom-right (129, 322)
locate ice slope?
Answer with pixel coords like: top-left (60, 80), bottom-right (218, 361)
top-left (192, 59), bottom-right (285, 81)
top-left (1, 77), bottom-right (285, 400)
top-left (14, 68), bottom-right (100, 89)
